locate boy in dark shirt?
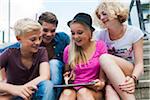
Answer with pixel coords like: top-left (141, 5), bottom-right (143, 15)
top-left (0, 18), bottom-right (52, 100)
top-left (0, 12), bottom-right (70, 100)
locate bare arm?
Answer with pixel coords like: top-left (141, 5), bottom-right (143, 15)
top-left (0, 82), bottom-right (35, 99)
top-left (119, 38), bottom-right (144, 94)
top-left (132, 38), bottom-right (144, 80)
top-left (0, 82), bottom-right (13, 92)
top-left (99, 68), bottom-right (106, 83)
top-left (95, 69), bottom-right (106, 90)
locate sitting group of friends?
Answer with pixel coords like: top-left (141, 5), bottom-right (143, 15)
top-left (0, 1), bottom-right (144, 100)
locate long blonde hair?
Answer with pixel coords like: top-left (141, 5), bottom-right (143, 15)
top-left (68, 22), bottom-right (93, 69)
top-left (68, 40), bottom-right (86, 69)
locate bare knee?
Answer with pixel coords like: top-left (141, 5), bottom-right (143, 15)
top-left (59, 89), bottom-right (76, 100)
top-left (99, 54), bottom-right (110, 61)
top-left (61, 89), bottom-right (76, 96)
top-left (106, 85), bottom-right (116, 95)
top-left (99, 54), bottom-right (114, 68)
top-left (77, 88), bottom-right (94, 100)
top-left (77, 88), bottom-right (89, 95)
top-left (105, 85), bottom-right (120, 100)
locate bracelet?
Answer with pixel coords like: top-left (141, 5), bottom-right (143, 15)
top-left (130, 75), bottom-right (138, 84)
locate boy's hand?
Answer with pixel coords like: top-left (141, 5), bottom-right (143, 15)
top-left (9, 84), bottom-right (37, 100)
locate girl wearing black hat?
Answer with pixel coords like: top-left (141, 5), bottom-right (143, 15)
top-left (59, 13), bottom-right (108, 100)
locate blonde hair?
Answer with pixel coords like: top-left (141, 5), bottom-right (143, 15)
top-left (14, 18), bottom-right (41, 37)
top-left (95, 1), bottom-right (128, 28)
top-left (68, 22), bottom-right (92, 69)
top-left (68, 40), bottom-right (87, 69)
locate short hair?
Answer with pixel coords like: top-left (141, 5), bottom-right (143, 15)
top-left (38, 12), bottom-right (58, 26)
top-left (95, 1), bottom-right (128, 27)
top-left (14, 18), bottom-right (41, 37)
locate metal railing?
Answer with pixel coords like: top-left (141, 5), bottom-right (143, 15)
top-left (128, 0), bottom-right (150, 38)
top-left (0, 31), bottom-right (5, 43)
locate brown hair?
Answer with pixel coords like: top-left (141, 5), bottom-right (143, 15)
top-left (38, 12), bottom-right (58, 26)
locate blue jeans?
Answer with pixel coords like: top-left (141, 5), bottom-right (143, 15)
top-left (12, 80), bottom-right (54, 100)
top-left (49, 59), bottom-right (64, 100)
top-left (32, 80), bottom-right (54, 100)
top-left (49, 59), bottom-right (64, 84)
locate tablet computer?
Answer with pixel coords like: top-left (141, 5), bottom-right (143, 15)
top-left (54, 81), bottom-right (96, 88)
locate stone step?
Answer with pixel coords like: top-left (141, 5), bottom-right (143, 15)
top-left (144, 39), bottom-right (150, 45)
top-left (135, 80), bottom-right (150, 99)
top-left (143, 44), bottom-right (150, 48)
top-left (143, 45), bottom-right (150, 54)
top-left (143, 41), bottom-right (149, 65)
top-left (136, 99), bottom-right (150, 100)
top-left (144, 58), bottom-right (150, 65)
top-left (137, 99), bottom-right (150, 100)
top-left (143, 56), bottom-right (150, 60)
top-left (139, 65), bottom-right (150, 80)
top-left (144, 65), bottom-right (150, 71)
top-left (143, 52), bottom-right (150, 65)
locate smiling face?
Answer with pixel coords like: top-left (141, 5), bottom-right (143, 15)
top-left (98, 10), bottom-right (110, 24)
top-left (41, 22), bottom-right (56, 44)
top-left (95, 2), bottom-right (128, 28)
top-left (97, 10), bottom-right (118, 28)
top-left (19, 30), bottom-right (42, 53)
top-left (70, 22), bottom-right (92, 47)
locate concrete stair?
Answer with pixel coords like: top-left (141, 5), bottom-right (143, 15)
top-left (135, 39), bottom-right (150, 100)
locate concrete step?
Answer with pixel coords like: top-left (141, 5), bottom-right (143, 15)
top-left (137, 80), bottom-right (150, 87)
top-left (139, 65), bottom-right (150, 80)
top-left (144, 58), bottom-right (150, 65)
top-left (135, 80), bottom-right (150, 99)
top-left (143, 45), bottom-right (150, 54)
top-left (144, 64), bottom-right (150, 69)
top-left (143, 54), bottom-right (150, 58)
top-left (144, 39), bottom-right (150, 45)
top-left (143, 51), bottom-right (150, 65)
